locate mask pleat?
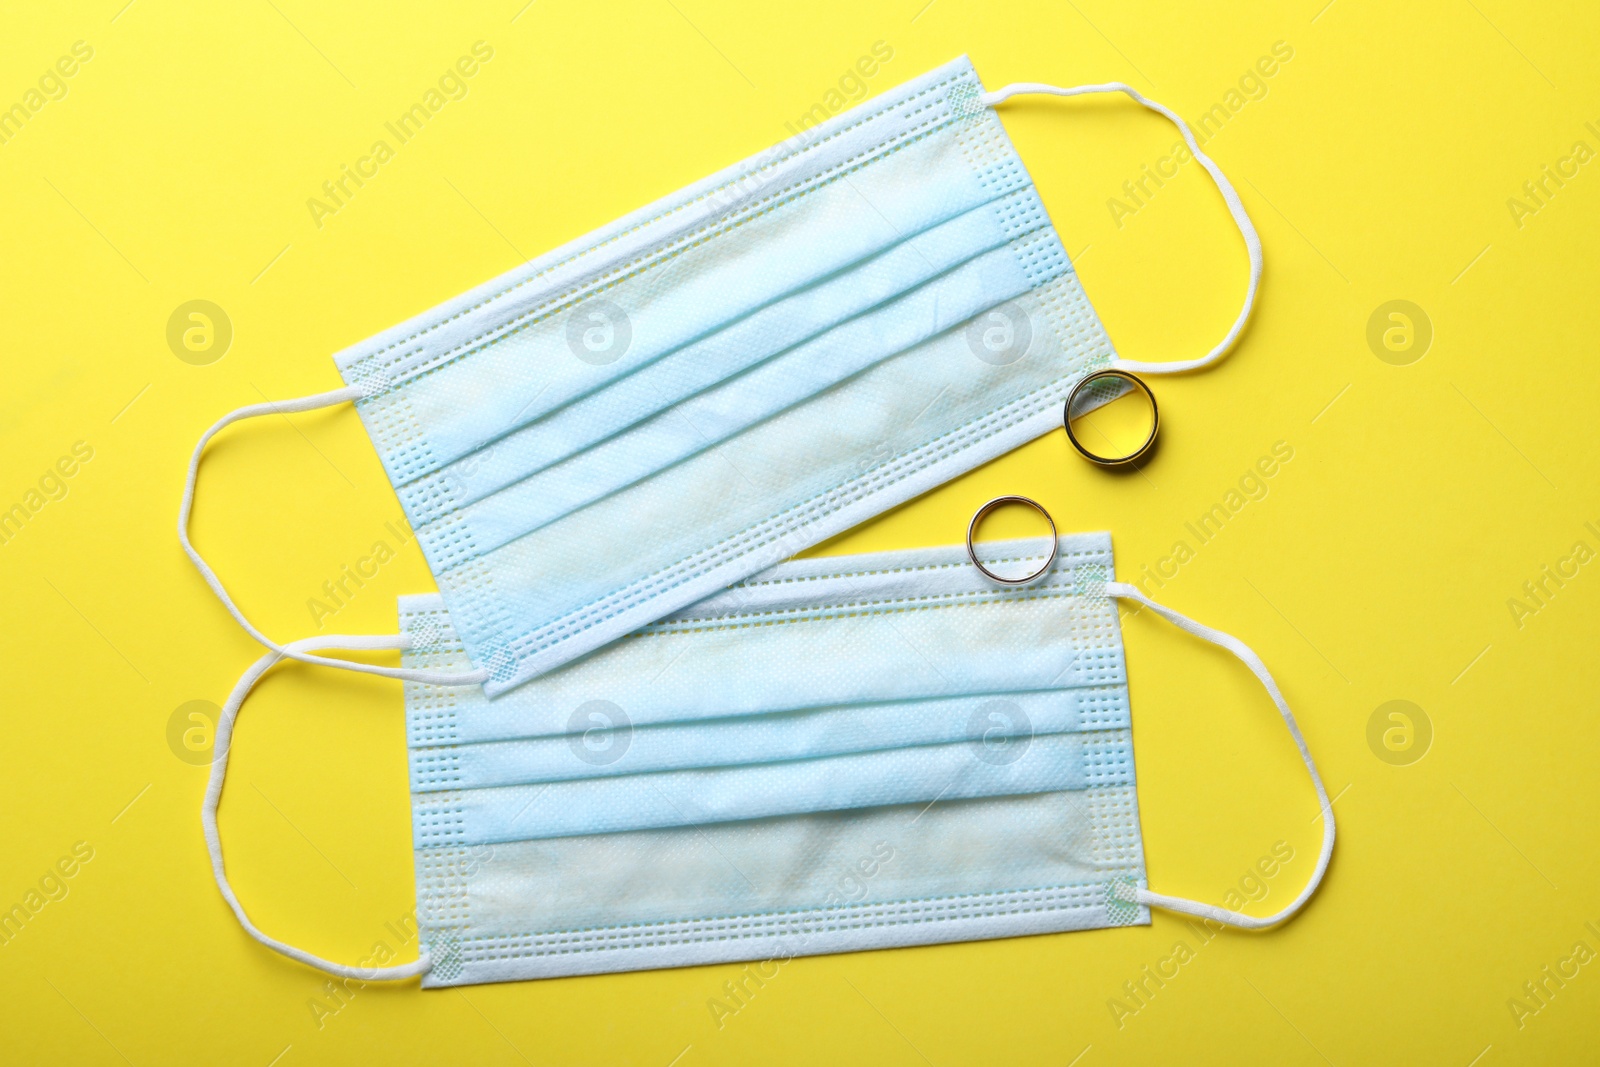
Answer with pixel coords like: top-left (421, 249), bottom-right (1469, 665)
top-left (424, 236), bottom-right (1062, 557)
top-left (359, 125), bottom-right (1024, 485)
top-left (399, 189), bottom-right (1048, 525)
top-left (415, 730), bottom-right (1130, 845)
top-left (409, 687), bottom-right (1128, 790)
top-left (403, 534), bottom-right (1128, 848)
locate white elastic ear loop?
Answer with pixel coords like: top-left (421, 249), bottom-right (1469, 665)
top-left (1106, 581), bottom-right (1334, 930)
top-left (981, 82), bottom-right (1263, 375)
top-left (179, 386), bottom-right (489, 687)
top-left (203, 632), bottom-right (449, 980)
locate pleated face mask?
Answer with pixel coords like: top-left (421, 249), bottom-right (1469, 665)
top-left (182, 55), bottom-right (1261, 695)
top-left (203, 535), bottom-right (1334, 985)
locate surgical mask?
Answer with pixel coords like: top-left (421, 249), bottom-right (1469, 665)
top-left (180, 56), bottom-right (1261, 694)
top-left (202, 534), bottom-right (1333, 984)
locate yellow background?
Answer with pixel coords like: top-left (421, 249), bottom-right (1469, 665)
top-left (2, 0), bottom-right (1597, 1062)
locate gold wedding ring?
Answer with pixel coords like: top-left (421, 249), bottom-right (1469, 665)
top-left (1063, 369), bottom-right (1159, 467)
top-left (965, 496), bottom-right (1058, 586)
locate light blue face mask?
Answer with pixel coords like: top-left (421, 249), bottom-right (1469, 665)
top-left (201, 535), bottom-right (1333, 985)
top-left (181, 56), bottom-right (1261, 695)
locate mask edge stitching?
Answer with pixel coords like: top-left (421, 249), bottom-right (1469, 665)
top-left (431, 876), bottom-right (1143, 960)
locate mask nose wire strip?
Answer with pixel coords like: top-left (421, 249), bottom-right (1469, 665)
top-left (202, 632), bottom-right (460, 980)
top-left (178, 386), bottom-right (490, 687)
top-left (1105, 581), bottom-right (1335, 930)
top-left (980, 82), bottom-right (1262, 376)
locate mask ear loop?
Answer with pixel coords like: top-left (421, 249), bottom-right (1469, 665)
top-left (980, 81), bottom-right (1263, 376)
top-left (179, 387), bottom-right (490, 687)
top-left (1105, 582), bottom-right (1335, 930)
top-left (202, 631), bottom-right (461, 980)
